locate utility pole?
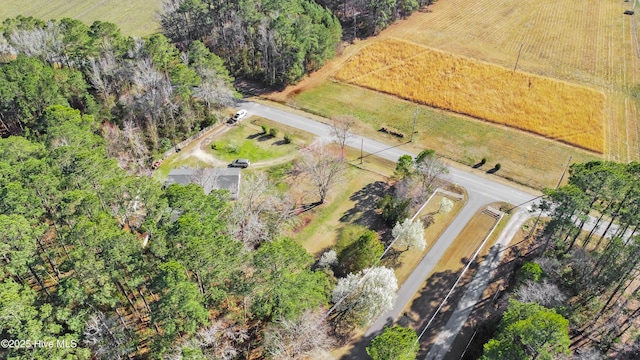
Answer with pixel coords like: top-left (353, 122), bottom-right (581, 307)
top-left (513, 43), bottom-right (524, 72)
top-left (556, 155), bottom-right (573, 188)
top-left (411, 106), bottom-right (418, 142)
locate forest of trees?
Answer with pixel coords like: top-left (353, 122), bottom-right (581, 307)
top-left (160, 0), bottom-right (342, 86)
top-left (316, 0), bottom-right (432, 36)
top-left (159, 0), bottom-right (431, 86)
top-left (0, 104), bottom-right (340, 358)
top-left (475, 161), bottom-right (640, 359)
top-left (0, 16), bottom-right (406, 358)
top-left (0, 16), bottom-right (235, 174)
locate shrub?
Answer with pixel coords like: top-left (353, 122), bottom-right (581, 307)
top-left (338, 230), bottom-right (383, 274)
top-left (378, 194), bottom-right (411, 227)
top-left (226, 143), bottom-right (239, 154)
top-left (519, 262), bottom-right (543, 283)
top-left (283, 133), bottom-right (293, 144)
top-left (269, 128), bottom-right (278, 137)
top-left (335, 224), bottom-right (370, 254)
top-left (495, 163), bottom-right (502, 170)
top-left (480, 157), bottom-right (487, 165)
top-left (261, 124), bottom-right (269, 134)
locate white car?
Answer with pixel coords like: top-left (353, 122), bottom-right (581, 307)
top-left (232, 109), bottom-right (248, 122)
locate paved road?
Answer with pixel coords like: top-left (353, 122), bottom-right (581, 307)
top-left (424, 209), bottom-right (532, 360)
top-left (240, 100), bottom-right (540, 351)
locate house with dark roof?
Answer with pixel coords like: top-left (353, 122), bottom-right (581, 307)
top-left (165, 167), bottom-right (241, 199)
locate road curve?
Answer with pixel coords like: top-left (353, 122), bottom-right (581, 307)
top-left (239, 100), bottom-right (540, 345)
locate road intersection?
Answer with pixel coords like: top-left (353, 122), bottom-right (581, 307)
top-left (240, 100), bottom-right (541, 357)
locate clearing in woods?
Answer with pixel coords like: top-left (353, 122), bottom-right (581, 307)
top-left (0, 0), bottom-right (163, 37)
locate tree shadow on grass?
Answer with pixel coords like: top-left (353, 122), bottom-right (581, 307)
top-left (272, 139), bottom-right (288, 146)
top-left (246, 132), bottom-right (263, 140)
top-left (339, 181), bottom-right (388, 230)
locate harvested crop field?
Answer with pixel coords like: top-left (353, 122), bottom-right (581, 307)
top-left (335, 39), bottom-right (605, 153)
top-left (0, 0), bottom-right (162, 37)
top-left (376, 0), bottom-right (640, 161)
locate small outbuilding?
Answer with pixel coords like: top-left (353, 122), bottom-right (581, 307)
top-left (624, 9), bottom-right (634, 15)
top-left (165, 167), bottom-right (241, 199)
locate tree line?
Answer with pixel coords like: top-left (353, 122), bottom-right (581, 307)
top-left (160, 0), bottom-right (342, 86)
top-left (475, 161), bottom-right (640, 359)
top-left (159, 0), bottom-right (432, 87)
top-left (316, 0), bottom-right (432, 36)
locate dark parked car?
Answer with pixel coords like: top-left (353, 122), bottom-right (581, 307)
top-left (229, 159), bottom-right (250, 168)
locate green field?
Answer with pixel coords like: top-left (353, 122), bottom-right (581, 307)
top-left (0, 0), bottom-right (162, 37)
top-left (293, 81), bottom-right (599, 190)
top-left (210, 123), bottom-right (297, 162)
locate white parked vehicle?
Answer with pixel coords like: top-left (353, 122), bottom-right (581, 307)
top-left (231, 109), bottom-right (248, 122)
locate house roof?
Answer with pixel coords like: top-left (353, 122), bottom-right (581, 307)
top-left (165, 167), bottom-right (241, 198)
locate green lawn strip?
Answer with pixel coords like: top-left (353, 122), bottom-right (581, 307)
top-left (0, 0), bottom-right (162, 37)
top-left (293, 81), bottom-right (600, 189)
top-left (293, 167), bottom-right (383, 255)
top-left (250, 117), bottom-right (315, 145)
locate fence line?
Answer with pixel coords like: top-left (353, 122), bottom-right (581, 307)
top-left (161, 123), bottom-right (219, 159)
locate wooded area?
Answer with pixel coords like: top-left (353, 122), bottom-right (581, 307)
top-left (0, 16), bottom-right (235, 174)
top-left (475, 161), bottom-right (640, 359)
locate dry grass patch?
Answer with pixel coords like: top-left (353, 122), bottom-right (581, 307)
top-left (385, 194), bottom-right (466, 286)
top-left (435, 210), bottom-right (499, 273)
top-left (335, 39), bottom-right (605, 153)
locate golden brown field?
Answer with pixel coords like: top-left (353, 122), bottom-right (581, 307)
top-left (335, 39), bottom-right (605, 153)
top-left (275, 0), bottom-right (640, 163)
top-left (376, 0), bottom-right (640, 161)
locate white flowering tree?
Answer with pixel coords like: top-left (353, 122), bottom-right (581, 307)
top-left (439, 197), bottom-right (454, 214)
top-left (318, 249), bottom-right (338, 269)
top-left (331, 267), bottom-right (398, 328)
top-left (392, 218), bottom-right (426, 252)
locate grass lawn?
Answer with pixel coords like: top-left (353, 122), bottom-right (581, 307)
top-left (250, 117), bottom-right (315, 146)
top-left (209, 122), bottom-right (297, 163)
top-left (0, 0), bottom-right (162, 37)
top-left (292, 149), bottom-right (395, 255)
top-left (292, 81), bottom-right (599, 189)
top-left (383, 193), bottom-right (466, 286)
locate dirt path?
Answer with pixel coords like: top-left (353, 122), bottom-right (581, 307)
top-left (171, 124), bottom-right (232, 166)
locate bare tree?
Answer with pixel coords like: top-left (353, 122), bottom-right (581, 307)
top-left (195, 69), bottom-right (235, 111)
top-left (299, 141), bottom-right (347, 204)
top-left (330, 115), bottom-right (356, 154)
top-left (264, 310), bottom-right (335, 359)
top-left (227, 173), bottom-right (296, 248)
top-left (414, 150), bottom-right (448, 196)
top-left (166, 320), bottom-right (249, 360)
top-left (515, 280), bottom-right (567, 308)
top-left (83, 311), bottom-right (132, 359)
top-left (8, 21), bottom-right (65, 65)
